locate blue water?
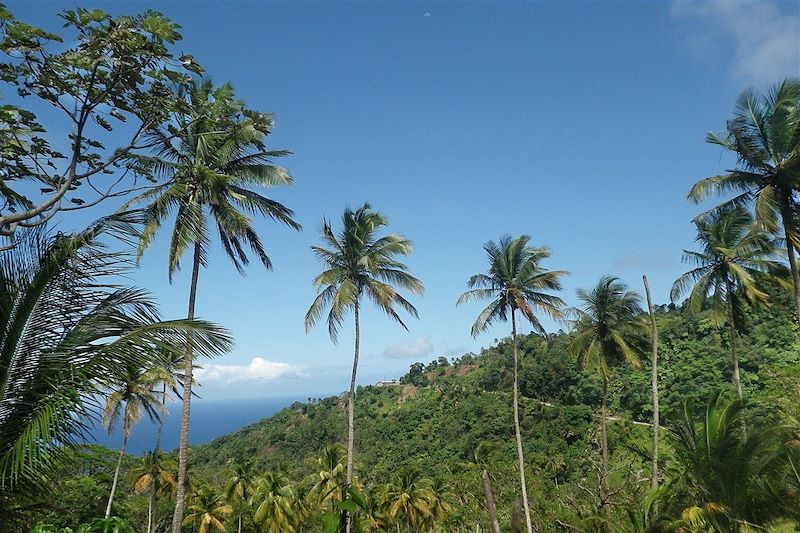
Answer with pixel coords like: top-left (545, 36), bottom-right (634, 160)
top-left (90, 397), bottom-right (301, 455)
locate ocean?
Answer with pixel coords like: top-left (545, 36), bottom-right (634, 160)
top-left (90, 396), bottom-right (302, 456)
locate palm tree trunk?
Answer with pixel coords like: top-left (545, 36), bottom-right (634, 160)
top-left (725, 279), bottom-right (743, 398)
top-left (149, 382), bottom-right (168, 533)
top-left (345, 301), bottom-right (360, 533)
top-left (781, 206), bottom-right (800, 325)
top-left (172, 241), bottom-right (202, 533)
top-left (147, 489), bottom-right (154, 533)
top-left (510, 311), bottom-right (533, 533)
top-left (238, 513), bottom-right (242, 533)
top-left (600, 377), bottom-right (609, 510)
top-left (481, 469), bottom-right (501, 533)
top-left (106, 432), bottom-right (129, 518)
top-left (511, 497), bottom-right (522, 533)
top-left (642, 275), bottom-right (659, 517)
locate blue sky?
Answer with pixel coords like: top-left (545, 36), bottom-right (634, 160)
top-left (7, 1), bottom-right (800, 400)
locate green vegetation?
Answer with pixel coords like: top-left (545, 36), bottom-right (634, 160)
top-left (1, 3), bottom-right (800, 532)
top-left (13, 290), bottom-right (800, 530)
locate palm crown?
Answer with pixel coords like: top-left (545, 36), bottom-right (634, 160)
top-left (457, 235), bottom-right (567, 337)
top-left (127, 79), bottom-right (301, 278)
top-left (571, 276), bottom-right (646, 380)
top-left (671, 207), bottom-right (787, 326)
top-left (688, 78), bottom-right (800, 235)
top-left (305, 203), bottom-right (424, 342)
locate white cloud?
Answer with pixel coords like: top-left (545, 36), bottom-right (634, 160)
top-left (671, 0), bottom-right (799, 82)
top-left (195, 357), bottom-right (303, 384)
top-left (380, 335), bottom-right (434, 359)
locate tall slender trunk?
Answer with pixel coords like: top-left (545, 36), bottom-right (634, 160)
top-left (510, 311), bottom-right (533, 533)
top-left (149, 382), bottom-right (168, 533)
top-left (147, 494), bottom-right (153, 533)
top-left (725, 278), bottom-right (743, 399)
top-left (781, 205), bottom-right (800, 325)
top-left (481, 469), bottom-right (501, 533)
top-left (344, 301), bottom-right (360, 533)
top-left (172, 241), bottom-right (202, 533)
top-left (600, 377), bottom-right (609, 510)
top-left (511, 497), bottom-right (522, 533)
top-left (643, 275), bottom-right (659, 518)
top-left (106, 432), bottom-right (129, 518)
top-left (238, 513), bottom-right (242, 533)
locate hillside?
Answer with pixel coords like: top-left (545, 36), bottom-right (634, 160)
top-left (182, 283), bottom-right (800, 527)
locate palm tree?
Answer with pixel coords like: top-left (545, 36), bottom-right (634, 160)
top-left (183, 485), bottom-right (233, 533)
top-left (457, 235), bottom-right (567, 533)
top-left (670, 393), bottom-right (792, 530)
top-left (688, 78), bottom-right (800, 324)
top-left (102, 364), bottom-right (163, 518)
top-left (225, 458), bottom-right (257, 533)
top-left (128, 451), bottom-right (178, 533)
top-left (252, 471), bottom-right (298, 532)
top-left (642, 274), bottom-right (660, 519)
top-left (305, 203), bottom-right (423, 532)
top-left (671, 207), bottom-right (787, 398)
top-left (311, 442), bottom-right (348, 531)
top-left (384, 469), bottom-right (435, 532)
top-left (311, 444), bottom-right (347, 503)
top-left (0, 213), bottom-right (231, 511)
top-left (126, 79), bottom-right (300, 532)
top-left (427, 478), bottom-right (455, 527)
top-left (570, 276), bottom-right (646, 511)
top-left (146, 351), bottom-right (184, 532)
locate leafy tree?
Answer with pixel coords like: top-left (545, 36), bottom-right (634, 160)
top-left (0, 213), bottom-right (230, 508)
top-left (571, 276), bottom-right (646, 513)
top-left (457, 234), bottom-right (567, 533)
top-left (305, 203), bottom-right (423, 532)
top-left (102, 364), bottom-right (162, 518)
top-left (671, 207), bottom-right (787, 397)
top-left (0, 6), bottom-right (201, 237)
top-left (183, 485), bottom-right (232, 533)
top-left (688, 78), bottom-right (800, 323)
top-left (125, 79), bottom-right (300, 532)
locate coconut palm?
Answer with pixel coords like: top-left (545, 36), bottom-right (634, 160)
top-left (671, 207), bottom-right (787, 398)
top-left (252, 471), bottom-right (298, 532)
top-left (384, 469), bottom-right (435, 532)
top-left (102, 364), bottom-right (164, 518)
top-left (688, 78), bottom-right (800, 324)
top-left (0, 213), bottom-right (231, 510)
top-left (427, 478), bottom-right (455, 526)
top-left (670, 393), bottom-right (793, 531)
top-left (183, 485), bottom-right (232, 533)
top-left (305, 203), bottom-right (423, 532)
top-left (311, 443), bottom-right (348, 524)
top-left (570, 276), bottom-right (647, 511)
top-left (224, 458), bottom-right (257, 533)
top-left (128, 452), bottom-right (178, 533)
top-left (457, 235), bottom-right (567, 533)
top-left (145, 351), bottom-right (184, 532)
top-left (125, 79), bottom-right (300, 532)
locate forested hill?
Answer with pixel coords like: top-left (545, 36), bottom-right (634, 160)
top-left (189, 283), bottom-right (800, 525)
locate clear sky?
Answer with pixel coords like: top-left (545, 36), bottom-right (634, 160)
top-left (7, 1), bottom-right (800, 400)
